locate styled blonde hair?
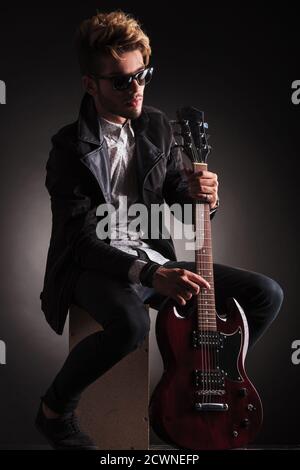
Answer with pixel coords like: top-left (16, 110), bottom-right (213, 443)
top-left (76, 10), bottom-right (151, 75)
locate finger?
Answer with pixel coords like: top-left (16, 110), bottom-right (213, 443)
top-left (198, 178), bottom-right (217, 186)
top-left (190, 184), bottom-right (213, 193)
top-left (199, 170), bottom-right (216, 179)
top-left (175, 294), bottom-right (186, 306)
top-left (189, 192), bottom-right (212, 202)
top-left (178, 278), bottom-right (201, 295)
top-left (186, 171), bottom-right (201, 180)
top-left (185, 168), bottom-right (204, 178)
top-left (176, 287), bottom-right (193, 301)
top-left (189, 177), bottom-right (217, 188)
top-left (185, 271), bottom-right (211, 289)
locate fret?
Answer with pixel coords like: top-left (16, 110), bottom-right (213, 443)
top-left (197, 316), bottom-right (217, 319)
top-left (197, 291), bottom-right (215, 293)
top-left (195, 260), bottom-right (213, 263)
top-left (198, 328), bottom-right (217, 331)
top-left (197, 321), bottom-right (217, 323)
top-left (195, 254), bottom-right (213, 257)
top-left (196, 325), bottom-right (216, 334)
top-left (197, 294), bottom-right (215, 297)
top-left (196, 309), bottom-right (217, 312)
top-left (197, 310), bottom-right (216, 313)
top-left (197, 325), bottom-right (217, 328)
top-left (196, 268), bottom-right (212, 274)
top-left (197, 315), bottom-right (217, 318)
top-left (197, 293), bottom-right (215, 296)
top-left (197, 306), bottom-right (216, 310)
top-left (197, 292), bottom-right (215, 295)
top-left (197, 321), bottom-right (217, 324)
top-left (197, 310), bottom-right (217, 314)
top-left (196, 308), bottom-right (217, 312)
top-left (198, 317), bottom-right (216, 325)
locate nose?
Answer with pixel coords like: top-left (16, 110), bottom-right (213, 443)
top-left (130, 78), bottom-right (142, 93)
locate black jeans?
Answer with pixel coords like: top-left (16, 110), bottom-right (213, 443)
top-left (41, 257), bottom-right (284, 414)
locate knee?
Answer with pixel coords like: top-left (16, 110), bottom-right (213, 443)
top-left (117, 308), bottom-right (150, 351)
top-left (258, 275), bottom-right (284, 312)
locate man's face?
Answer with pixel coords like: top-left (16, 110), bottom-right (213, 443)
top-left (84, 49), bottom-right (146, 124)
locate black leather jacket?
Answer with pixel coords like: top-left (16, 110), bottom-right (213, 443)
top-left (40, 93), bottom-right (218, 334)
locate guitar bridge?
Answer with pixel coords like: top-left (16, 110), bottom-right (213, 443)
top-left (194, 403), bottom-right (228, 412)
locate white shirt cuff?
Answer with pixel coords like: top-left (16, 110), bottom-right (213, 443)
top-left (128, 259), bottom-right (148, 284)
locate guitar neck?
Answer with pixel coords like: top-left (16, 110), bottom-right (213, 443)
top-left (193, 162), bottom-right (217, 331)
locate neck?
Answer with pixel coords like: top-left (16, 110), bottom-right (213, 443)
top-left (193, 162), bottom-right (217, 331)
top-left (95, 100), bottom-right (126, 125)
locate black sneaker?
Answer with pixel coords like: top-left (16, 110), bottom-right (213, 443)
top-left (35, 401), bottom-right (99, 450)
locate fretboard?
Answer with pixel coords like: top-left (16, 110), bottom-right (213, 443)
top-left (193, 163), bottom-right (216, 331)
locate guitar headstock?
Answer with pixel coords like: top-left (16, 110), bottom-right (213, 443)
top-left (173, 106), bottom-right (211, 164)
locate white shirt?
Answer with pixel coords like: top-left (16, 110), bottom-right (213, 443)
top-left (100, 117), bottom-right (170, 283)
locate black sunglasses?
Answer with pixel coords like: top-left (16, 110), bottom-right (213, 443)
top-left (90, 67), bottom-right (154, 91)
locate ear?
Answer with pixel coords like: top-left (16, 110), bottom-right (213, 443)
top-left (82, 75), bottom-right (98, 97)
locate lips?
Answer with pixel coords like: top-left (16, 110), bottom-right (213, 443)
top-left (126, 97), bottom-right (142, 107)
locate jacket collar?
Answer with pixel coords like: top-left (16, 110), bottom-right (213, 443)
top-left (77, 92), bottom-right (150, 149)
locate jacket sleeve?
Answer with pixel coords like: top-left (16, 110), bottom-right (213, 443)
top-left (162, 140), bottom-right (219, 221)
top-left (45, 144), bottom-right (139, 282)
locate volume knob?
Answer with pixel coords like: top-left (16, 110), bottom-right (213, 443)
top-left (240, 418), bottom-right (250, 428)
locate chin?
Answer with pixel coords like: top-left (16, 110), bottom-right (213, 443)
top-left (124, 107), bottom-right (142, 120)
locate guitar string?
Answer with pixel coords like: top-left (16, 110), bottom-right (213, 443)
top-left (196, 174), bottom-right (209, 403)
top-left (205, 201), bottom-right (214, 403)
top-left (192, 125), bottom-right (216, 405)
top-left (202, 203), bottom-right (210, 403)
top-left (208, 204), bottom-right (217, 403)
top-left (192, 119), bottom-right (221, 405)
top-left (196, 202), bottom-right (205, 402)
top-left (205, 175), bottom-right (218, 402)
top-left (204, 202), bottom-right (212, 403)
top-left (194, 161), bottom-right (208, 403)
top-left (197, 203), bottom-right (205, 403)
top-left (193, 160), bottom-right (206, 403)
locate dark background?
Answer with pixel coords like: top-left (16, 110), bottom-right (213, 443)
top-left (0, 2), bottom-right (298, 447)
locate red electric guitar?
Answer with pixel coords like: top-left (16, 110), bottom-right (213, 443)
top-left (149, 106), bottom-right (263, 450)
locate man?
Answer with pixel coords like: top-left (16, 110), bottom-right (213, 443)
top-left (36, 11), bottom-right (284, 450)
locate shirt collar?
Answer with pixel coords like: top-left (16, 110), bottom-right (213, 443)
top-left (99, 116), bottom-right (135, 142)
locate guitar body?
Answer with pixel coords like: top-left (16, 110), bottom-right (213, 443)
top-left (149, 106), bottom-right (263, 450)
top-left (149, 297), bottom-right (263, 450)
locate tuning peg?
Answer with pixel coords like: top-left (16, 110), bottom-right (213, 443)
top-left (173, 131), bottom-right (182, 137)
top-left (172, 143), bottom-right (185, 150)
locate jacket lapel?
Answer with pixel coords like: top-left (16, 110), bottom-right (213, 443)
top-left (77, 93), bottom-right (111, 203)
top-left (76, 93), bottom-right (164, 205)
top-left (134, 133), bottom-right (163, 198)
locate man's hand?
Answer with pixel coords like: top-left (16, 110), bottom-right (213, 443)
top-left (185, 168), bottom-right (219, 210)
top-left (152, 266), bottom-right (211, 306)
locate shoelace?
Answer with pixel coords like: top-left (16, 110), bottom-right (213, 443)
top-left (60, 412), bottom-right (81, 435)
